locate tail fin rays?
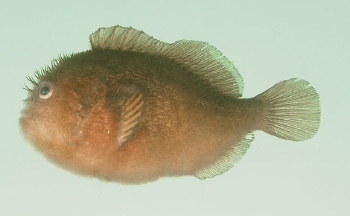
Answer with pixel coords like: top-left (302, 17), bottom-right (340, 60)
top-left (255, 78), bottom-right (320, 141)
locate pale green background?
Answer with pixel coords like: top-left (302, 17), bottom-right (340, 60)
top-left (1, 0), bottom-right (349, 215)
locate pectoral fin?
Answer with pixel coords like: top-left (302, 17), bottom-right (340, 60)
top-left (108, 83), bottom-right (146, 146)
top-left (117, 92), bottom-right (145, 145)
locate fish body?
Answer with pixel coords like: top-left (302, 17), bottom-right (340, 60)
top-left (19, 25), bottom-right (320, 184)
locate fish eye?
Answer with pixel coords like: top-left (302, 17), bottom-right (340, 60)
top-left (38, 82), bottom-right (53, 99)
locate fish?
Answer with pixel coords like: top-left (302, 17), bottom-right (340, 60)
top-left (19, 25), bottom-right (321, 184)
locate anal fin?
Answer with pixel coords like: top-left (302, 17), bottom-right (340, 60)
top-left (194, 132), bottom-right (254, 180)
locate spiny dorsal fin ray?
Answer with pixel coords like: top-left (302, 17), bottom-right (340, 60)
top-left (89, 25), bottom-right (244, 98)
top-left (195, 132), bottom-right (254, 179)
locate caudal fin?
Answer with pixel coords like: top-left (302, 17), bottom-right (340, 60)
top-left (255, 78), bottom-right (320, 141)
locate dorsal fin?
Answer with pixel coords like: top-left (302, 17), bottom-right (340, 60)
top-left (89, 25), bottom-right (244, 98)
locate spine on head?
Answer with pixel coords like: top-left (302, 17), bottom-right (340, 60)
top-left (255, 78), bottom-right (321, 141)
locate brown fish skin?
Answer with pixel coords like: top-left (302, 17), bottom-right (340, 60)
top-left (19, 26), bottom-right (320, 184)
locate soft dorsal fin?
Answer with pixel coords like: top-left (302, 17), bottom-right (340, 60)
top-left (89, 25), bottom-right (244, 98)
top-left (194, 132), bottom-right (254, 179)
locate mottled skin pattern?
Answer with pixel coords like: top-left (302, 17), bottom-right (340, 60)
top-left (20, 50), bottom-right (261, 183)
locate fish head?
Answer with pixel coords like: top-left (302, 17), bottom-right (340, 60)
top-left (19, 59), bottom-right (108, 154)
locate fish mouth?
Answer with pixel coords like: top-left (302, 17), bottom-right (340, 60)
top-left (18, 116), bottom-right (27, 134)
top-left (18, 108), bottom-right (30, 129)
top-left (18, 113), bottom-right (38, 142)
